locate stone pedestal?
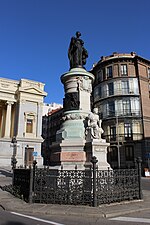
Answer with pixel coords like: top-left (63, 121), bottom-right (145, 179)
top-left (49, 139), bottom-right (86, 169)
top-left (49, 68), bottom-right (95, 169)
top-left (85, 128), bottom-right (111, 170)
top-left (85, 139), bottom-right (110, 170)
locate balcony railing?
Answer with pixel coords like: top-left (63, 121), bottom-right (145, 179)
top-left (103, 133), bottom-right (143, 142)
top-left (100, 88), bottom-right (139, 99)
top-left (101, 110), bottom-right (141, 119)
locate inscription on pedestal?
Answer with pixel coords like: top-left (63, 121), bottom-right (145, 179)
top-left (61, 152), bottom-right (85, 162)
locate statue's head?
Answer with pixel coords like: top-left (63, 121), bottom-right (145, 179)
top-left (93, 108), bottom-right (98, 114)
top-left (76, 31), bottom-right (81, 38)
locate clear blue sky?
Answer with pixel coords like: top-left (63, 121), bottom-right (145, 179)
top-left (0, 0), bottom-right (150, 104)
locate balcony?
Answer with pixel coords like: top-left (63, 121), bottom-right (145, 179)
top-left (102, 110), bottom-right (141, 119)
top-left (103, 133), bottom-right (143, 143)
top-left (98, 88), bottom-right (139, 100)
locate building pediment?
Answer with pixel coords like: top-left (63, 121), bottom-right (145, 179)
top-left (19, 86), bottom-right (47, 97)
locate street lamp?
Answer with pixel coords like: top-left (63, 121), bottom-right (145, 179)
top-left (10, 136), bottom-right (19, 169)
top-left (116, 115), bottom-right (120, 168)
top-left (107, 110), bottom-right (121, 168)
top-left (25, 144), bottom-right (29, 168)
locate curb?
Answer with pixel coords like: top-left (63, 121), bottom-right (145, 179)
top-left (104, 207), bottom-right (150, 218)
top-left (3, 205), bottom-right (150, 219)
top-left (2, 200), bottom-right (150, 219)
top-left (0, 187), bottom-right (150, 218)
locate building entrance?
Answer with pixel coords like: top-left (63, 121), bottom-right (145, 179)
top-left (25, 147), bottom-right (34, 167)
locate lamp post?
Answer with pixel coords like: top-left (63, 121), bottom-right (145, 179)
top-left (25, 144), bottom-right (29, 168)
top-left (107, 110), bottom-right (121, 168)
top-left (116, 115), bottom-right (120, 168)
top-left (10, 136), bottom-right (19, 169)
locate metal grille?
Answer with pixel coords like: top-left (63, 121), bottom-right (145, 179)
top-left (33, 167), bottom-right (92, 205)
top-left (12, 157), bottom-right (142, 206)
top-left (96, 168), bottom-right (139, 204)
top-left (33, 166), bottom-right (140, 206)
top-left (13, 169), bottom-right (31, 201)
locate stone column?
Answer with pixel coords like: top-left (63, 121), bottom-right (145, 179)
top-left (17, 100), bottom-right (25, 138)
top-left (1, 108), bottom-right (5, 137)
top-left (36, 102), bottom-right (43, 138)
top-left (4, 101), bottom-right (13, 138)
top-left (0, 106), bottom-right (2, 137)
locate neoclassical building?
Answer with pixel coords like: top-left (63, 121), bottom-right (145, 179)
top-left (0, 77), bottom-right (47, 168)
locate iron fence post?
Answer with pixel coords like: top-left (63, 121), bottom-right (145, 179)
top-left (32, 160), bottom-right (37, 192)
top-left (91, 156), bottom-right (98, 207)
top-left (11, 158), bottom-right (17, 170)
top-left (136, 157), bottom-right (143, 199)
top-left (29, 167), bottom-right (33, 203)
top-left (12, 168), bottom-right (15, 186)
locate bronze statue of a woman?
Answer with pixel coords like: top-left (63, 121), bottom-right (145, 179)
top-left (68, 31), bottom-right (88, 69)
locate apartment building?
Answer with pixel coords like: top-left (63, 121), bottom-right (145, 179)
top-left (91, 52), bottom-right (150, 169)
top-left (42, 107), bottom-right (63, 165)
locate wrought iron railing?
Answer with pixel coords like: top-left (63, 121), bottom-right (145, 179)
top-left (12, 157), bottom-right (142, 206)
top-left (33, 167), bottom-right (92, 205)
top-left (103, 133), bottom-right (143, 142)
top-left (13, 168), bottom-right (31, 202)
top-left (101, 110), bottom-right (141, 119)
top-left (96, 168), bottom-right (139, 205)
top-left (32, 157), bottom-right (142, 206)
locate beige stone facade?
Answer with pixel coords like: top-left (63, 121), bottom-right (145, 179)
top-left (0, 77), bottom-right (47, 168)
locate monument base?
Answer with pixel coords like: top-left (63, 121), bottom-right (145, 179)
top-left (49, 139), bottom-right (86, 170)
top-left (48, 67), bottom-right (96, 170)
top-left (85, 139), bottom-right (111, 170)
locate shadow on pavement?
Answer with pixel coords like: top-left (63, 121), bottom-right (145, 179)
top-left (2, 222), bottom-right (25, 225)
top-left (0, 170), bottom-right (12, 178)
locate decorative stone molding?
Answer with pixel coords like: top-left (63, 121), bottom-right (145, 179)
top-left (6, 101), bottom-right (14, 106)
top-left (0, 93), bottom-right (16, 101)
top-left (77, 76), bottom-right (92, 93)
top-left (1, 83), bottom-right (10, 88)
top-left (62, 113), bottom-right (87, 121)
top-left (24, 112), bottom-right (36, 121)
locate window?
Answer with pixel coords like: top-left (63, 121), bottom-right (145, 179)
top-left (122, 80), bottom-right (129, 94)
top-left (97, 70), bottom-right (103, 82)
top-left (24, 112), bottom-right (36, 137)
top-left (103, 68), bottom-right (106, 80)
top-left (107, 101), bottom-right (115, 116)
top-left (148, 68), bottom-right (150, 79)
top-left (109, 146), bottom-right (118, 161)
top-left (124, 123), bottom-right (132, 140)
top-left (110, 125), bottom-right (116, 141)
top-left (122, 99), bottom-right (131, 114)
top-left (26, 119), bottom-right (33, 133)
top-left (125, 146), bottom-right (134, 161)
top-left (94, 87), bottom-right (99, 102)
top-left (121, 64), bottom-right (127, 76)
top-left (108, 82), bottom-right (114, 96)
top-left (94, 86), bottom-right (101, 101)
top-left (106, 66), bottom-right (113, 78)
top-left (25, 147), bottom-right (34, 166)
